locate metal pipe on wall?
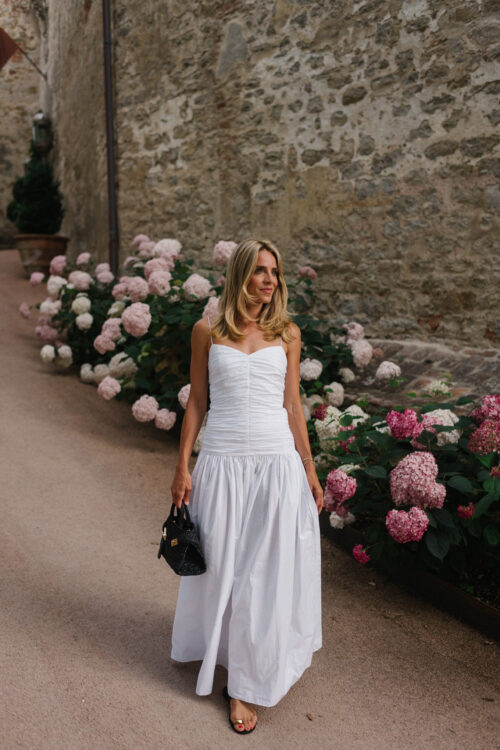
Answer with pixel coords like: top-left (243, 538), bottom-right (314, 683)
top-left (101, 0), bottom-right (119, 275)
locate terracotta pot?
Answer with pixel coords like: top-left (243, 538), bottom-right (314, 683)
top-left (14, 234), bottom-right (69, 278)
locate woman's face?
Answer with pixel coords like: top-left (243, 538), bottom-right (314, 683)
top-left (247, 249), bottom-right (279, 304)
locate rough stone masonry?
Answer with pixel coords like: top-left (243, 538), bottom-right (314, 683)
top-left (9, 0), bottom-right (500, 345)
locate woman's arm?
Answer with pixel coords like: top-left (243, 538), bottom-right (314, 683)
top-left (283, 322), bottom-right (324, 513)
top-left (171, 318), bottom-right (210, 507)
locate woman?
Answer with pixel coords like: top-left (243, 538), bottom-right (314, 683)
top-left (170, 238), bottom-right (323, 734)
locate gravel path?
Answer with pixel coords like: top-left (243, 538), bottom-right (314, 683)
top-left (1, 249), bottom-right (498, 750)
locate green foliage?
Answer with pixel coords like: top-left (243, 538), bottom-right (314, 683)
top-left (7, 140), bottom-right (64, 234)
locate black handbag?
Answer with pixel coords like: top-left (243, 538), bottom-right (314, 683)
top-left (157, 501), bottom-right (206, 576)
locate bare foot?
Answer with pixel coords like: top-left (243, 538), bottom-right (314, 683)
top-left (230, 697), bottom-right (258, 732)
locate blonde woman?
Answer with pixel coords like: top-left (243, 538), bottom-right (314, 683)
top-left (170, 238), bottom-right (323, 734)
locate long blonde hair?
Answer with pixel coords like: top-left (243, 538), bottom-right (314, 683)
top-left (210, 238), bottom-right (294, 343)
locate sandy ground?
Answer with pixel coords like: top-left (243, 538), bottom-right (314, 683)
top-left (1, 249), bottom-right (499, 750)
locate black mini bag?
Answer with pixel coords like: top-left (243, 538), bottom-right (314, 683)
top-left (157, 501), bottom-right (206, 576)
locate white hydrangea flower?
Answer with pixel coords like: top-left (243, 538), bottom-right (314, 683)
top-left (40, 344), bottom-right (56, 363)
top-left (300, 358), bottom-right (323, 381)
top-left (339, 367), bottom-right (356, 383)
top-left (375, 360), bottom-right (402, 380)
top-left (343, 404), bottom-right (369, 424)
top-left (46, 275), bottom-right (67, 298)
top-left (108, 352), bottom-right (138, 379)
top-left (324, 381), bottom-right (344, 407)
top-left (57, 344), bottom-right (72, 361)
top-left (93, 364), bottom-right (110, 383)
top-left (302, 403), bottom-right (311, 422)
top-left (301, 393), bottom-right (324, 409)
top-left (107, 300), bottom-right (126, 317)
top-left (425, 378), bottom-right (451, 396)
top-left (75, 312), bottom-right (93, 330)
top-left (314, 406), bottom-right (343, 451)
top-left (337, 463), bottom-right (358, 475)
top-left (424, 408), bottom-right (461, 446)
top-left (80, 363), bottom-right (95, 383)
top-left (71, 295), bottom-right (91, 314)
top-left (329, 511), bottom-right (356, 529)
top-left (40, 298), bottom-right (61, 317)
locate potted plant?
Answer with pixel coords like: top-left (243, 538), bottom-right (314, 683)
top-left (7, 138), bottom-right (68, 277)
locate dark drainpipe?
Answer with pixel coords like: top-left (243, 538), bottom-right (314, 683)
top-left (102, 0), bottom-right (119, 276)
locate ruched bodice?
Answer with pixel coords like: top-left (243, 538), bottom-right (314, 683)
top-left (200, 343), bottom-right (296, 455)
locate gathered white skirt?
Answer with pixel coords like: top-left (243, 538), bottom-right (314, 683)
top-left (170, 448), bottom-right (322, 708)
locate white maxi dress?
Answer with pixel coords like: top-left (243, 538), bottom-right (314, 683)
top-left (170, 323), bottom-right (322, 707)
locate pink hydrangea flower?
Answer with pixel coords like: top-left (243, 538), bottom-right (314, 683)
top-left (122, 255), bottom-right (137, 268)
top-left (144, 257), bottom-right (172, 279)
top-left (326, 468), bottom-right (357, 503)
top-left (30, 271), bottom-right (45, 285)
top-left (213, 240), bottom-right (237, 265)
top-left (324, 382), bottom-right (344, 407)
top-left (96, 262), bottom-right (110, 274)
top-left (102, 318), bottom-right (122, 341)
top-left (68, 270), bottom-right (92, 291)
top-left (457, 502), bottom-right (475, 519)
top-left (138, 240), bottom-right (156, 259)
top-left (19, 302), bottom-right (31, 319)
top-left (385, 507), bottom-right (429, 543)
top-left (472, 394), bottom-right (500, 424)
top-left (153, 239), bottom-right (182, 259)
top-left (338, 424), bottom-right (356, 452)
top-left (344, 321), bottom-right (365, 340)
top-left (126, 276), bottom-right (149, 302)
top-left (35, 324), bottom-right (59, 342)
top-left (76, 252), bottom-right (91, 265)
top-left (93, 334), bottom-right (116, 354)
top-left (97, 376), bottom-right (121, 400)
top-left (155, 409), bottom-right (177, 430)
top-left (132, 394), bottom-right (159, 422)
top-left (297, 265), bottom-right (318, 280)
top-left (148, 270), bottom-right (171, 296)
top-left (97, 270), bottom-right (115, 284)
top-left (216, 274), bottom-right (226, 286)
top-left (178, 383), bottom-right (191, 408)
top-left (352, 544), bottom-right (370, 564)
top-left (390, 452), bottom-right (446, 509)
top-left (386, 409), bottom-right (420, 439)
top-left (468, 419), bottom-right (500, 455)
top-left (112, 282), bottom-right (128, 300)
top-left (300, 358), bottom-right (323, 381)
top-left (183, 273), bottom-right (212, 299)
top-left (131, 234), bottom-right (150, 247)
top-left (202, 295), bottom-right (220, 320)
top-left (49, 255), bottom-right (66, 275)
top-left (350, 338), bottom-right (373, 368)
top-left (121, 302), bottom-right (152, 337)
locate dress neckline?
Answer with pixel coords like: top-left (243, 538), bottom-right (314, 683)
top-left (210, 343), bottom-right (285, 358)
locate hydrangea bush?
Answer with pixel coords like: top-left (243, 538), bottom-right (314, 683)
top-left (21, 233), bottom-right (362, 445)
top-left (310, 391), bottom-right (500, 601)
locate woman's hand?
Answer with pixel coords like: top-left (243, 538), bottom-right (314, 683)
top-left (305, 462), bottom-right (324, 514)
top-left (171, 465), bottom-right (192, 509)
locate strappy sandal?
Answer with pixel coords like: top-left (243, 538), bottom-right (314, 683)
top-left (222, 685), bottom-right (257, 734)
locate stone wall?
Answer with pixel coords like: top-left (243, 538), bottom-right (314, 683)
top-left (29, 0), bottom-right (500, 344)
top-left (0, 0), bottom-right (43, 247)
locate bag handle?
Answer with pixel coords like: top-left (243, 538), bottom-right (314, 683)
top-left (167, 500), bottom-right (193, 526)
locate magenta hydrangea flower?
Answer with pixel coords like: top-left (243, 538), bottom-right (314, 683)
top-left (490, 465), bottom-right (500, 478)
top-left (386, 409), bottom-right (420, 439)
top-left (390, 452), bottom-right (446, 509)
top-left (468, 419), bottom-right (500, 455)
top-left (457, 502), bottom-right (474, 519)
top-left (326, 468), bottom-right (357, 503)
top-left (385, 507), bottom-right (429, 543)
top-left (472, 394), bottom-right (500, 424)
top-left (352, 544), bottom-right (370, 564)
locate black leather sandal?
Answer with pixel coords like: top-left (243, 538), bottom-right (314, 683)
top-left (222, 685), bottom-right (257, 734)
